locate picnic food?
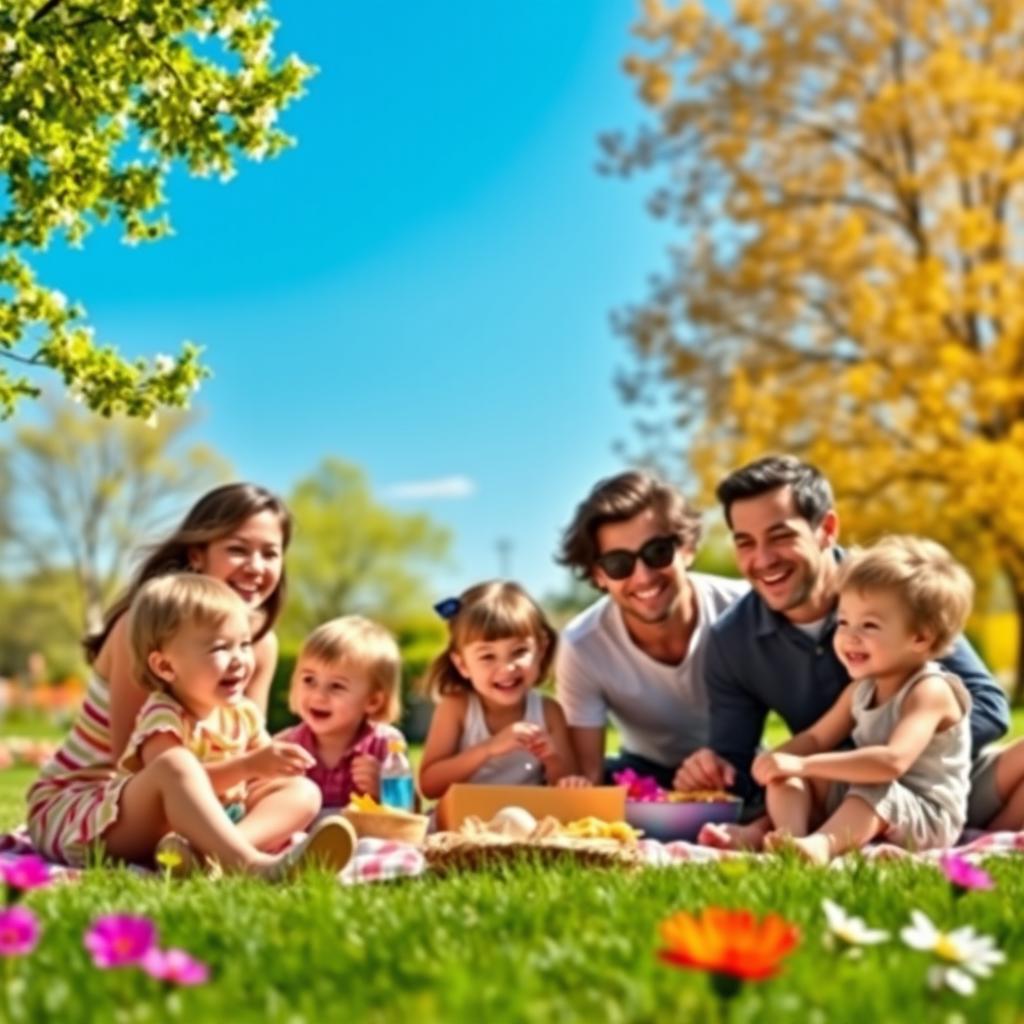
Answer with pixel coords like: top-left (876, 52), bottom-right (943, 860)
top-left (343, 794), bottom-right (429, 845)
top-left (487, 806), bottom-right (538, 839)
top-left (663, 790), bottom-right (741, 804)
top-left (425, 810), bottom-right (645, 874)
top-left (348, 793), bottom-right (390, 814)
top-left (561, 817), bottom-right (642, 843)
top-left (614, 769), bottom-right (739, 805)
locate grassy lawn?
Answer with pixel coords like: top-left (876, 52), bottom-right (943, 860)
top-left (1, 758), bottom-right (1024, 1022)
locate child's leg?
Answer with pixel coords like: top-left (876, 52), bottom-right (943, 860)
top-left (102, 748), bottom-right (279, 873)
top-left (986, 741), bottom-right (1024, 831)
top-left (763, 776), bottom-right (830, 850)
top-left (238, 777), bottom-right (322, 851)
top-left (789, 795), bottom-right (886, 866)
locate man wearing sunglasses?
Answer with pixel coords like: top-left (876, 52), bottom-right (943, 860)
top-left (675, 454), bottom-right (1009, 849)
top-left (554, 470), bottom-right (747, 788)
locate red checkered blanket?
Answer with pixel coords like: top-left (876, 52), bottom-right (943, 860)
top-left (0, 827), bottom-right (425, 883)
top-left (3, 825), bottom-right (1022, 879)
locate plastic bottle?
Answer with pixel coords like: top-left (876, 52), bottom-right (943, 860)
top-left (380, 738), bottom-right (415, 811)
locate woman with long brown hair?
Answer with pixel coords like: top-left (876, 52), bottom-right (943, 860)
top-left (25, 484), bottom-right (352, 875)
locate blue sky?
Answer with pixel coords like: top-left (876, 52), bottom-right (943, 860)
top-left (17, 1), bottom-right (674, 601)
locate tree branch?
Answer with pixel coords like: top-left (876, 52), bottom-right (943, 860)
top-left (29, 0), bottom-right (63, 23)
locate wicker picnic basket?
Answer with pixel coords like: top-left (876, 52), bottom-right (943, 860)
top-left (422, 815), bottom-right (645, 875)
top-left (342, 807), bottom-right (429, 846)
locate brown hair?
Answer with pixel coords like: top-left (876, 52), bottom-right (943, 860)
top-left (423, 581), bottom-right (558, 697)
top-left (556, 470), bottom-right (702, 580)
top-left (716, 454), bottom-right (834, 529)
top-left (84, 482), bottom-right (291, 661)
top-left (837, 536), bottom-right (974, 656)
top-left (129, 574), bottom-right (251, 693)
top-left (289, 616), bottom-right (402, 724)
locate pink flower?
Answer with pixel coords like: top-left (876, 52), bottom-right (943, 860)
top-left (84, 915), bottom-right (158, 968)
top-left (141, 947), bottom-right (210, 986)
top-left (0, 906), bottom-right (40, 956)
top-left (613, 768), bottom-right (663, 802)
top-left (940, 853), bottom-right (994, 893)
top-left (1, 855), bottom-right (52, 893)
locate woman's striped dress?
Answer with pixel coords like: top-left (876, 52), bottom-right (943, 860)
top-left (25, 672), bottom-right (132, 866)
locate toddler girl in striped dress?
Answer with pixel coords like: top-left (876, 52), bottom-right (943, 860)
top-left (28, 574), bottom-right (354, 876)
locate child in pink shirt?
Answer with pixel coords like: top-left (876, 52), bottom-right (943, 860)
top-left (276, 617), bottom-right (406, 811)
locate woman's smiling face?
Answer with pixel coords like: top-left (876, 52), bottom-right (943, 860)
top-left (189, 509), bottom-right (285, 609)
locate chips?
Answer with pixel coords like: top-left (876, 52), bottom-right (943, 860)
top-left (664, 790), bottom-right (740, 804)
top-left (562, 817), bottom-right (642, 843)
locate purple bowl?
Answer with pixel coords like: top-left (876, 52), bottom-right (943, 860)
top-left (625, 798), bottom-right (742, 842)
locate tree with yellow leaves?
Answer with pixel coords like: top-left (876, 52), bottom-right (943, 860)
top-left (606, 0), bottom-right (1024, 698)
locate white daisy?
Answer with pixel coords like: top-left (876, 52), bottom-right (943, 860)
top-left (900, 910), bottom-right (1005, 996)
top-left (821, 899), bottom-right (889, 955)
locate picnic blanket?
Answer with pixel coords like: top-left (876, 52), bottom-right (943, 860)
top-left (0, 826), bottom-right (426, 884)
top-left (3, 825), bottom-right (1023, 882)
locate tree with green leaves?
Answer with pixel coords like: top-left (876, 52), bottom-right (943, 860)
top-left (0, 567), bottom-right (84, 678)
top-left (0, 398), bottom-right (230, 634)
top-left (0, 1), bottom-right (313, 419)
top-left (280, 458), bottom-right (452, 645)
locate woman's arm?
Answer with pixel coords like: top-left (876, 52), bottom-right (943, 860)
top-left (418, 695), bottom-right (495, 800)
top-left (98, 615), bottom-right (151, 760)
top-left (246, 630), bottom-right (279, 718)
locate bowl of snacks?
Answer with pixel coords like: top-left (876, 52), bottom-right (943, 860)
top-left (615, 770), bottom-right (742, 842)
top-left (343, 794), bottom-right (429, 846)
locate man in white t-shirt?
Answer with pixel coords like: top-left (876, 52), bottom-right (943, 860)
top-left (554, 470), bottom-right (747, 788)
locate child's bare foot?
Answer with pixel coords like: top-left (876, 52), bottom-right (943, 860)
top-left (698, 820), bottom-right (768, 851)
top-left (787, 834), bottom-right (833, 866)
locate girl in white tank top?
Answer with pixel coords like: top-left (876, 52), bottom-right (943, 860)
top-left (418, 581), bottom-right (589, 800)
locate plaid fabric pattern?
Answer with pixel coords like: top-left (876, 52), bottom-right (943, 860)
top-left (3, 826), bottom-right (1022, 881)
top-left (0, 828), bottom-right (426, 884)
top-left (340, 838), bottom-right (426, 884)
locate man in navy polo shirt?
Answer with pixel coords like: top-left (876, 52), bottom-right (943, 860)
top-left (674, 454), bottom-right (1010, 849)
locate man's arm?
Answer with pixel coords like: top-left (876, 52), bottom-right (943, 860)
top-left (938, 634), bottom-right (1009, 753)
top-left (554, 639), bottom-right (609, 783)
top-left (705, 628), bottom-right (769, 801)
top-left (567, 726), bottom-right (606, 785)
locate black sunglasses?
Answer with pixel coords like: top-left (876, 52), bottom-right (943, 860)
top-left (595, 535), bottom-right (679, 581)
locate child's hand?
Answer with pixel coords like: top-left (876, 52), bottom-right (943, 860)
top-left (351, 754), bottom-right (381, 799)
top-left (520, 729), bottom-right (556, 762)
top-left (488, 722), bottom-right (542, 757)
top-left (752, 751), bottom-right (804, 785)
top-left (246, 740), bottom-right (316, 779)
top-left (556, 774), bottom-right (591, 789)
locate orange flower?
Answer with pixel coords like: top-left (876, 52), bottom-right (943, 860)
top-left (658, 908), bottom-right (799, 983)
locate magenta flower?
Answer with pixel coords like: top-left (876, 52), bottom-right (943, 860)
top-left (0, 906), bottom-right (40, 956)
top-left (84, 915), bottom-right (158, 968)
top-left (940, 853), bottom-right (995, 894)
top-left (613, 768), bottom-right (663, 802)
top-left (141, 947), bottom-right (210, 986)
top-left (1, 855), bottom-right (52, 894)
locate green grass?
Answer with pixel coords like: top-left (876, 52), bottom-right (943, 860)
top-left (1, 772), bottom-right (1024, 1021)
top-left (3, 714), bottom-right (1024, 1022)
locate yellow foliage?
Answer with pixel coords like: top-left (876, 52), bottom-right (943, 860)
top-left (616, 0), bottom-right (1024, 692)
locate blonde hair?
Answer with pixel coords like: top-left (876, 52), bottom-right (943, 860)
top-left (129, 574), bottom-right (252, 693)
top-left (837, 535), bottom-right (974, 655)
top-left (423, 580), bottom-right (558, 698)
top-left (289, 616), bottom-right (402, 724)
